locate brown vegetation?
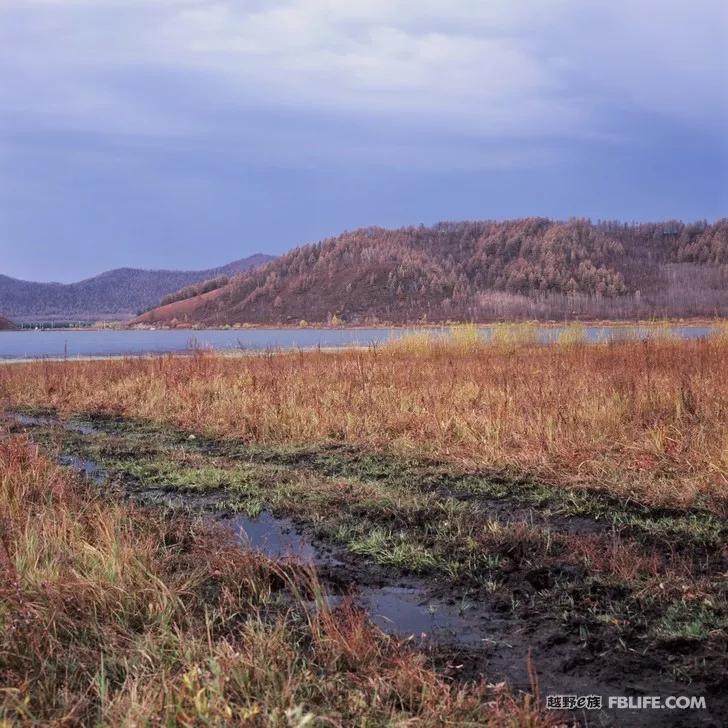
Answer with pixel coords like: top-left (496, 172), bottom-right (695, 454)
top-left (2, 334), bottom-right (727, 724)
top-left (133, 283), bottom-right (230, 327)
top-left (2, 332), bottom-right (727, 514)
top-left (159, 275), bottom-right (230, 307)
top-left (136, 218), bottom-right (728, 326)
top-left (0, 437), bottom-right (550, 725)
top-left (0, 314), bottom-right (14, 330)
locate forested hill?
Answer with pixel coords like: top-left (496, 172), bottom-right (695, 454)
top-left (135, 218), bottom-right (728, 325)
top-left (0, 314), bottom-right (15, 330)
top-left (0, 254), bottom-right (274, 322)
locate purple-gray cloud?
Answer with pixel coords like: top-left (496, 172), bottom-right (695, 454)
top-left (0, 1), bottom-right (726, 281)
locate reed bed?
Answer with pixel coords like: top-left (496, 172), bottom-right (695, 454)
top-left (1, 333), bottom-right (727, 514)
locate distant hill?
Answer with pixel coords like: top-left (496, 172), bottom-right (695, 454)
top-left (134, 218), bottom-right (728, 326)
top-left (0, 314), bottom-right (15, 330)
top-left (0, 255), bottom-right (274, 322)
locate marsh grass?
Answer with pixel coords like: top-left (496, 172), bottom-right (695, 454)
top-left (3, 335), bottom-right (728, 514)
top-left (30, 423), bottom-right (726, 638)
top-left (345, 527), bottom-right (440, 571)
top-left (385, 323), bottom-right (487, 354)
top-left (386, 322), bottom-right (542, 354)
top-left (556, 323), bottom-right (586, 347)
top-left (448, 323), bottom-right (484, 352)
top-left (488, 322), bottom-right (540, 349)
top-left (0, 437), bottom-right (553, 726)
top-left (384, 329), bottom-right (440, 355)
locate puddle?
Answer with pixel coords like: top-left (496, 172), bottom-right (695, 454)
top-left (11, 413), bottom-right (59, 428)
top-left (359, 586), bottom-right (495, 646)
top-left (58, 454), bottom-right (106, 485)
top-left (11, 412), bottom-right (99, 436)
top-left (65, 420), bottom-right (98, 436)
top-left (222, 511), bottom-right (320, 563)
top-left (50, 440), bottom-right (328, 571)
top-left (220, 512), bottom-right (505, 649)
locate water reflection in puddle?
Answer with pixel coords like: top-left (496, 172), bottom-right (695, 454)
top-left (56, 443), bottom-right (494, 647)
top-left (224, 512), bottom-right (319, 563)
top-left (218, 515), bottom-right (489, 647)
top-left (58, 454), bottom-right (106, 485)
top-left (12, 413), bottom-right (98, 435)
top-left (360, 586), bottom-right (489, 645)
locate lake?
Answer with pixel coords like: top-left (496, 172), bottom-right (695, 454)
top-left (0, 324), bottom-right (718, 360)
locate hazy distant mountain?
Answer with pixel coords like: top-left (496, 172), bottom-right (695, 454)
top-left (0, 255), bottom-right (274, 322)
top-left (135, 218), bottom-right (728, 325)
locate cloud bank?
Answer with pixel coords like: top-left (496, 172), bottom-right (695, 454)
top-left (2, 1), bottom-right (725, 141)
top-left (0, 1), bottom-right (726, 280)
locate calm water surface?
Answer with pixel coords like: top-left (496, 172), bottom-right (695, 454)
top-left (0, 325), bottom-right (717, 360)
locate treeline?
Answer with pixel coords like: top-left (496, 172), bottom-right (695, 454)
top-left (138, 218), bottom-right (728, 325)
top-left (159, 276), bottom-right (229, 307)
top-left (0, 314), bottom-right (15, 330)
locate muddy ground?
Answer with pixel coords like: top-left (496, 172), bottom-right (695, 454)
top-left (5, 410), bottom-right (727, 728)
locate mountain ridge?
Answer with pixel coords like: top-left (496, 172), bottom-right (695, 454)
top-left (0, 254), bottom-right (275, 321)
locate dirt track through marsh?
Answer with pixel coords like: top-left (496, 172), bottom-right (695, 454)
top-left (7, 410), bottom-right (727, 727)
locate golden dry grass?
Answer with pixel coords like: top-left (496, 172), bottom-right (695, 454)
top-left (1, 334), bottom-right (727, 514)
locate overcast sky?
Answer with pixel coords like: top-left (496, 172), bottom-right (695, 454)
top-left (1, 0), bottom-right (727, 282)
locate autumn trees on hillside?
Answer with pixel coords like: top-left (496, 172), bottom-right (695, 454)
top-left (149, 218), bottom-right (728, 325)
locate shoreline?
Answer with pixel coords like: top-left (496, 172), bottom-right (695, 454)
top-left (1, 320), bottom-right (723, 362)
top-left (0, 347), bottom-right (372, 365)
top-left (3, 316), bottom-right (726, 333)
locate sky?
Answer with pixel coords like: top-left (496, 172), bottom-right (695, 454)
top-left (1, 1), bottom-right (727, 282)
